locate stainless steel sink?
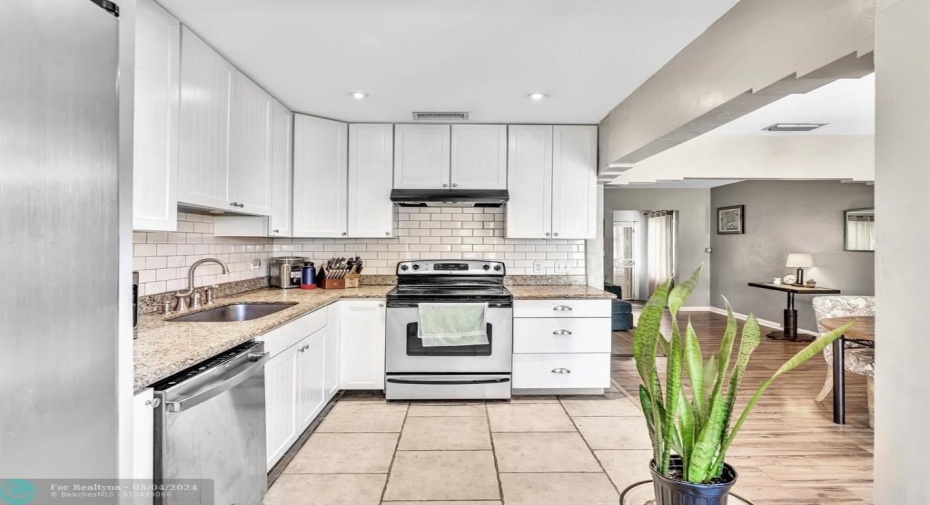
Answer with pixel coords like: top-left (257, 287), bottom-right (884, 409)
top-left (169, 302), bottom-right (298, 322)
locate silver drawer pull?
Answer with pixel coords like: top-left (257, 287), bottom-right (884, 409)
top-left (553, 329), bottom-right (572, 335)
top-left (553, 305), bottom-right (573, 311)
top-left (551, 368), bottom-right (572, 374)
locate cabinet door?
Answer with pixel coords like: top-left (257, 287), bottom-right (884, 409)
top-left (269, 102), bottom-right (293, 237)
top-left (178, 27), bottom-right (234, 209)
top-left (339, 300), bottom-right (386, 390)
top-left (451, 125), bottom-right (507, 189)
top-left (348, 124), bottom-right (394, 238)
top-left (551, 125), bottom-right (598, 239)
top-left (293, 115), bottom-right (348, 237)
top-left (132, 0), bottom-right (179, 232)
top-left (228, 72), bottom-right (273, 216)
top-left (506, 125), bottom-right (553, 239)
top-left (264, 346), bottom-right (298, 470)
top-left (393, 124), bottom-right (450, 189)
top-left (132, 388), bottom-right (155, 502)
top-left (296, 330), bottom-right (327, 429)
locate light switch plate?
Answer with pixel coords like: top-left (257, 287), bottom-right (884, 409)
top-left (554, 262), bottom-right (568, 274)
top-left (533, 262), bottom-right (544, 274)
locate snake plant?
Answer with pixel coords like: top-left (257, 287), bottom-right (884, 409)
top-left (633, 265), bottom-right (854, 483)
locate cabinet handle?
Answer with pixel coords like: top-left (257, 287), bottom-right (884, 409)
top-left (378, 303), bottom-right (384, 307)
top-left (551, 368), bottom-right (572, 374)
top-left (385, 232), bottom-right (390, 236)
top-left (452, 183), bottom-right (458, 188)
top-left (272, 229), bottom-right (280, 234)
top-left (144, 398), bottom-right (161, 408)
top-left (553, 305), bottom-right (573, 311)
top-left (553, 329), bottom-right (572, 335)
top-left (545, 232), bottom-right (551, 237)
top-left (341, 232), bottom-right (347, 236)
top-left (229, 202), bottom-right (238, 207)
top-left (553, 232), bottom-right (559, 237)
top-left (442, 183), bottom-right (449, 188)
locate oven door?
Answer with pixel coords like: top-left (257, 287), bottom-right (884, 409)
top-left (385, 304), bottom-right (512, 374)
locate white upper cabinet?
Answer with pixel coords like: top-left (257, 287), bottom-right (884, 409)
top-left (348, 124), bottom-right (395, 238)
top-left (393, 124), bottom-right (451, 189)
top-left (551, 125), bottom-right (598, 239)
top-left (506, 125), bottom-right (553, 239)
top-left (132, 0), bottom-right (179, 232)
top-left (451, 125), bottom-right (507, 189)
top-left (268, 102), bottom-right (293, 237)
top-left (228, 73), bottom-right (273, 216)
top-left (506, 125), bottom-right (597, 240)
top-left (293, 114), bottom-right (348, 237)
top-left (177, 27), bottom-right (234, 210)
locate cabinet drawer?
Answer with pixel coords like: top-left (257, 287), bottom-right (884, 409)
top-left (514, 299), bottom-right (610, 318)
top-left (259, 306), bottom-right (328, 356)
top-left (513, 318), bottom-right (610, 354)
top-left (512, 353), bottom-right (610, 389)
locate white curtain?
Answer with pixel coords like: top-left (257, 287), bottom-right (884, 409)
top-left (846, 218), bottom-right (875, 251)
top-left (647, 211), bottom-right (676, 294)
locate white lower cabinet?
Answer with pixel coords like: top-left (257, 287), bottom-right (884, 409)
top-left (512, 299), bottom-right (611, 393)
top-left (261, 307), bottom-right (342, 470)
top-left (264, 344), bottom-right (298, 469)
top-left (339, 300), bottom-right (386, 390)
top-left (132, 388), bottom-right (156, 505)
top-left (296, 329), bottom-right (327, 428)
top-left (261, 300), bottom-right (384, 470)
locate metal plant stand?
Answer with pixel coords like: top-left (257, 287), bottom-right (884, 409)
top-left (619, 480), bottom-right (755, 505)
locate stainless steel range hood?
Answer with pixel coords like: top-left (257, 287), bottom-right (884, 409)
top-left (390, 189), bottom-right (509, 208)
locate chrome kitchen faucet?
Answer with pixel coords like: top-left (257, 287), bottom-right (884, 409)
top-left (175, 258), bottom-right (229, 311)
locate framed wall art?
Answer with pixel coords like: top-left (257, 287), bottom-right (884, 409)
top-left (717, 205), bottom-right (744, 235)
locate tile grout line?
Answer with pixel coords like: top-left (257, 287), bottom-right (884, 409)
top-left (486, 402), bottom-right (507, 503)
top-left (378, 402), bottom-right (410, 505)
top-left (556, 396), bottom-right (623, 497)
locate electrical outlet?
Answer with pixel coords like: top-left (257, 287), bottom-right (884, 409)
top-left (533, 262), bottom-right (544, 274)
top-left (554, 262), bottom-right (568, 274)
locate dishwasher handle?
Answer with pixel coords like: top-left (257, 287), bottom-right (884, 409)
top-left (165, 352), bottom-right (270, 413)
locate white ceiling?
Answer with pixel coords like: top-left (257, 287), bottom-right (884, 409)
top-left (157, 0), bottom-right (738, 123)
top-left (708, 73), bottom-right (875, 135)
top-left (613, 179), bottom-right (742, 188)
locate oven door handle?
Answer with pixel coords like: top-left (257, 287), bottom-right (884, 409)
top-left (386, 377), bottom-right (511, 386)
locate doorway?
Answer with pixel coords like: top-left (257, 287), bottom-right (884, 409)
top-left (606, 210), bottom-right (679, 301)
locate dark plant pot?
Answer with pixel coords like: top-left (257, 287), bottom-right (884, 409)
top-left (649, 456), bottom-right (738, 505)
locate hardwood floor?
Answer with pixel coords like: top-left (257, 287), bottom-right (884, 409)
top-left (612, 311), bottom-right (873, 505)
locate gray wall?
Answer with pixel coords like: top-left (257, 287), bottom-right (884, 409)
top-left (710, 180), bottom-right (874, 332)
top-left (604, 188), bottom-right (712, 306)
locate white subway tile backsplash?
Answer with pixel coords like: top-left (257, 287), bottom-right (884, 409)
top-left (134, 207), bottom-right (586, 295)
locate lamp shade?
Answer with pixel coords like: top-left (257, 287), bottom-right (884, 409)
top-left (786, 253), bottom-right (814, 268)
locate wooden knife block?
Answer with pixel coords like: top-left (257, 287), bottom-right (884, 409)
top-left (319, 277), bottom-right (345, 290)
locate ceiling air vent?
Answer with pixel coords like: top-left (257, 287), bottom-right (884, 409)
top-left (412, 111), bottom-right (469, 121)
top-left (763, 123), bottom-right (827, 132)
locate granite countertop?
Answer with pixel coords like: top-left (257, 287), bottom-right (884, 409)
top-left (508, 285), bottom-right (617, 300)
top-left (134, 286), bottom-right (392, 391)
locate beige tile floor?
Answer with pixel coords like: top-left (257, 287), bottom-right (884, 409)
top-left (266, 392), bottom-right (654, 505)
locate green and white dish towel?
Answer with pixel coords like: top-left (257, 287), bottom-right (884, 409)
top-left (417, 303), bottom-right (489, 347)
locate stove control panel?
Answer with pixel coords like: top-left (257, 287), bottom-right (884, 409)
top-left (396, 260), bottom-right (506, 276)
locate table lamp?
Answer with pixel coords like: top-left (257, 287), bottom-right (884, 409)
top-left (786, 253), bottom-right (814, 285)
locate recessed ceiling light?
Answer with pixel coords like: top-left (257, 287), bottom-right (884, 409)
top-left (527, 92), bottom-right (548, 101)
top-left (763, 123), bottom-right (827, 132)
top-left (349, 91), bottom-right (369, 100)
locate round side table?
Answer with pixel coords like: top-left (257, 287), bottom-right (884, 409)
top-left (619, 480), bottom-right (755, 505)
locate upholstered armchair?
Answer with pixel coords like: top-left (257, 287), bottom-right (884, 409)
top-left (811, 296), bottom-right (875, 427)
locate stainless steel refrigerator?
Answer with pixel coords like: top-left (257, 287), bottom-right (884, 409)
top-left (0, 0), bottom-right (123, 478)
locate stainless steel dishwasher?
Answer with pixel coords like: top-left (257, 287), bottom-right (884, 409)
top-left (153, 341), bottom-right (270, 505)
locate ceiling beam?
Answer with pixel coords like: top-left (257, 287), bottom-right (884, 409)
top-left (598, 0), bottom-right (875, 174)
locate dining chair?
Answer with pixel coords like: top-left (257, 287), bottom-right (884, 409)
top-left (812, 296), bottom-right (875, 427)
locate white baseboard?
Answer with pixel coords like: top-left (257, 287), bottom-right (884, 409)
top-left (631, 305), bottom-right (818, 336)
top-left (705, 306), bottom-right (818, 337)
